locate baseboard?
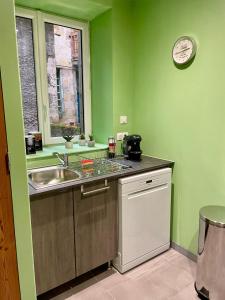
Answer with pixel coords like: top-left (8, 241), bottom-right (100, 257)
top-left (171, 241), bottom-right (197, 262)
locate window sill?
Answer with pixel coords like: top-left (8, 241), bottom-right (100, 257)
top-left (26, 143), bottom-right (108, 160)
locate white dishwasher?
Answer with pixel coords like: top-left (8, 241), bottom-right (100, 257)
top-left (113, 168), bottom-right (171, 273)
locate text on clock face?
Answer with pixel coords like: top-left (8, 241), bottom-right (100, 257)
top-left (173, 39), bottom-right (193, 62)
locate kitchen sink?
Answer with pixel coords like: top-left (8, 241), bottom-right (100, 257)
top-left (28, 165), bottom-right (81, 189)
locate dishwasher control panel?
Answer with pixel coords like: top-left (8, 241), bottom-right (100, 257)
top-left (118, 168), bottom-right (171, 195)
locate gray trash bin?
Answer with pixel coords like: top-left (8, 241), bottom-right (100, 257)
top-left (195, 206), bottom-right (225, 300)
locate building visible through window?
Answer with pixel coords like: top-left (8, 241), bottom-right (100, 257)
top-left (16, 16), bottom-right (39, 134)
top-left (45, 23), bottom-right (84, 138)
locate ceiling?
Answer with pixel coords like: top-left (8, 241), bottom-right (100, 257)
top-left (15, 0), bottom-right (113, 20)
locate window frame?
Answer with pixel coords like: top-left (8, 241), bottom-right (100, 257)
top-left (15, 7), bottom-right (92, 145)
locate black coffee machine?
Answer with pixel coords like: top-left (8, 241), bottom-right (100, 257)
top-left (122, 135), bottom-right (142, 161)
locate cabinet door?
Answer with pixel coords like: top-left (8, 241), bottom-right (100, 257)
top-left (30, 190), bottom-right (76, 295)
top-left (74, 180), bottom-right (118, 276)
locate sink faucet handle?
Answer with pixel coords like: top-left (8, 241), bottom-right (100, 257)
top-left (52, 152), bottom-right (69, 167)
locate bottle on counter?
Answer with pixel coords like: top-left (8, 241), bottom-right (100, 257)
top-left (25, 135), bottom-right (36, 155)
top-left (108, 137), bottom-right (116, 159)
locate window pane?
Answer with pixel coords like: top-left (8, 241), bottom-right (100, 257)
top-left (45, 23), bottom-right (84, 137)
top-left (16, 16), bottom-right (39, 134)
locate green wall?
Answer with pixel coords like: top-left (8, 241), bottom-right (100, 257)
top-left (91, 10), bottom-right (114, 142)
top-left (133, 0), bottom-right (225, 254)
top-left (112, 0), bottom-right (133, 136)
top-left (91, 0), bottom-right (133, 148)
top-left (0, 1), bottom-right (36, 299)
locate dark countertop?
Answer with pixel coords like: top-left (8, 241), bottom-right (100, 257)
top-left (29, 155), bottom-right (174, 197)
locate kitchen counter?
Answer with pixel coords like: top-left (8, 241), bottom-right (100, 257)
top-left (29, 155), bottom-right (174, 197)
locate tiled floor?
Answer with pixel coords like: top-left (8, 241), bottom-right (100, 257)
top-left (52, 249), bottom-right (199, 300)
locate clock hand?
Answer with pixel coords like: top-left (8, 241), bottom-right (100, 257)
top-left (175, 47), bottom-right (191, 55)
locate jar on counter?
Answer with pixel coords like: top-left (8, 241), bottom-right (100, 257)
top-left (108, 137), bottom-right (116, 158)
top-left (28, 132), bottom-right (43, 151)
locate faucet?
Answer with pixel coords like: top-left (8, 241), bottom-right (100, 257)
top-left (53, 152), bottom-right (69, 167)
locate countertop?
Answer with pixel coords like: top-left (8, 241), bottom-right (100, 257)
top-left (29, 155), bottom-right (174, 197)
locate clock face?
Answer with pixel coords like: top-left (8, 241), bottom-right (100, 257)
top-left (172, 36), bottom-right (196, 65)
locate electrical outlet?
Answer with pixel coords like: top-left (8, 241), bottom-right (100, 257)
top-left (120, 116), bottom-right (128, 124)
top-left (117, 132), bottom-right (129, 141)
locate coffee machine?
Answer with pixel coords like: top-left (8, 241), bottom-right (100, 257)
top-left (122, 135), bottom-right (142, 161)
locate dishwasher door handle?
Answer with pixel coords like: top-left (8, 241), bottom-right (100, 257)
top-left (146, 180), bottom-right (153, 184)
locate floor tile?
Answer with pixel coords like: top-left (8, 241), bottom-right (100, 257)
top-left (167, 253), bottom-right (196, 278)
top-left (49, 249), bottom-right (197, 300)
top-left (125, 252), bottom-right (170, 280)
top-left (168, 283), bottom-right (199, 300)
top-left (107, 279), bottom-right (153, 300)
top-left (135, 275), bottom-right (177, 300)
top-left (51, 277), bottom-right (99, 300)
top-left (161, 248), bottom-right (181, 262)
top-left (95, 269), bottom-right (129, 290)
top-left (66, 285), bottom-right (113, 300)
top-left (134, 261), bottom-right (194, 297)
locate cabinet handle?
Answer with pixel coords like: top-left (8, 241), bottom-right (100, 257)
top-left (81, 186), bottom-right (110, 197)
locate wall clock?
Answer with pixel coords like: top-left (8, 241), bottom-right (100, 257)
top-left (172, 36), bottom-right (197, 65)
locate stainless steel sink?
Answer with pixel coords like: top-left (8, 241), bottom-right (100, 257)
top-left (28, 166), bottom-right (81, 189)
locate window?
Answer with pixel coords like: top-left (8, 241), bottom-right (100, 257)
top-left (16, 8), bottom-right (91, 144)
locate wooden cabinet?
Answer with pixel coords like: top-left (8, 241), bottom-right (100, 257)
top-left (74, 179), bottom-right (118, 276)
top-left (30, 189), bottom-right (76, 295)
top-left (30, 179), bottom-right (118, 294)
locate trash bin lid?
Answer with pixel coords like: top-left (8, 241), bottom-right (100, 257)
top-left (200, 206), bottom-right (225, 228)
